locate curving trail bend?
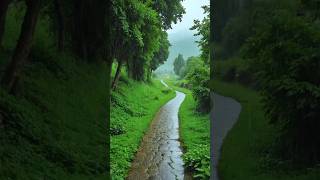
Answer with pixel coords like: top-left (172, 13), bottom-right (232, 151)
top-left (211, 92), bottom-right (241, 180)
top-left (127, 81), bottom-right (188, 180)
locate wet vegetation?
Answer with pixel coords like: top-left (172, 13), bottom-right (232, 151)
top-left (0, 0), bottom-right (210, 178)
top-left (173, 5), bottom-right (210, 114)
top-left (0, 2), bottom-right (110, 179)
top-left (165, 5), bottom-right (211, 179)
top-left (167, 80), bottom-right (210, 179)
top-left (110, 71), bottom-right (175, 179)
top-left (212, 0), bottom-right (320, 179)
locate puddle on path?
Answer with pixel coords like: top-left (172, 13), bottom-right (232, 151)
top-left (127, 91), bottom-right (188, 180)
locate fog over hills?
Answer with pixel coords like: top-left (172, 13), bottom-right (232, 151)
top-left (155, 30), bottom-right (201, 74)
top-left (155, 0), bottom-right (209, 74)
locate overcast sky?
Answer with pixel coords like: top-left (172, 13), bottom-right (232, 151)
top-left (167, 0), bottom-right (209, 35)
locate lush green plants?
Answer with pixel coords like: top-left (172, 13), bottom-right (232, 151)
top-left (183, 145), bottom-right (210, 179)
top-left (166, 80), bottom-right (210, 179)
top-left (210, 80), bottom-right (320, 180)
top-left (110, 78), bottom-right (175, 179)
top-left (0, 54), bottom-right (109, 179)
top-left (185, 65), bottom-right (210, 112)
top-left (242, 9), bottom-right (320, 164)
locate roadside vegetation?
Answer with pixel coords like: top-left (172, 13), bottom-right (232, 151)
top-left (210, 80), bottom-right (320, 180)
top-left (0, 0), bottom-right (185, 179)
top-left (159, 5), bottom-right (211, 179)
top-left (110, 71), bottom-right (175, 179)
top-left (166, 79), bottom-right (210, 179)
top-left (212, 0), bottom-right (320, 179)
top-left (0, 3), bottom-right (109, 179)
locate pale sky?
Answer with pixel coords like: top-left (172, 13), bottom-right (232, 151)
top-left (167, 0), bottom-right (209, 35)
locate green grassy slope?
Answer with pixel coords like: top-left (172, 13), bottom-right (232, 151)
top-left (110, 77), bottom-right (175, 179)
top-left (0, 5), bottom-right (109, 179)
top-left (0, 56), bottom-right (109, 179)
top-left (210, 80), bottom-right (320, 180)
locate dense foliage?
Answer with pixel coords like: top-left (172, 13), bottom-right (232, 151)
top-left (0, 0), bottom-right (184, 179)
top-left (177, 5), bottom-right (210, 113)
top-left (213, 0), bottom-right (320, 166)
top-left (190, 5), bottom-right (210, 62)
top-left (110, 0), bottom-right (185, 83)
top-left (183, 145), bottom-right (210, 179)
top-left (243, 9), bottom-right (320, 164)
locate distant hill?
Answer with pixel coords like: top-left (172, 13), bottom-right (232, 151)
top-left (155, 30), bottom-right (201, 74)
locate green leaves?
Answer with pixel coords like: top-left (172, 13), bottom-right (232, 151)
top-left (191, 5), bottom-right (210, 62)
top-left (183, 144), bottom-right (210, 179)
top-left (242, 6), bottom-right (320, 164)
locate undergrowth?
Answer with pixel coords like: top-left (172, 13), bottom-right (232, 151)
top-left (110, 77), bottom-right (175, 179)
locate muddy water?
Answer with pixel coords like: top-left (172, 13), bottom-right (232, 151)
top-left (127, 90), bottom-right (187, 180)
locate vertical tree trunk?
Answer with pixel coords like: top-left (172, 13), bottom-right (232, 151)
top-left (111, 60), bottom-right (123, 90)
top-left (54, 0), bottom-right (64, 51)
top-left (0, 0), bottom-right (11, 47)
top-left (1, 0), bottom-right (41, 93)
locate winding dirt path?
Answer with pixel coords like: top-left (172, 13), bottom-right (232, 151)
top-left (211, 92), bottom-right (241, 180)
top-left (127, 81), bottom-right (188, 180)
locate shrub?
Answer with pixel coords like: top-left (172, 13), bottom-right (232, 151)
top-left (183, 144), bottom-right (210, 179)
top-left (214, 57), bottom-right (255, 87)
top-left (242, 10), bottom-right (320, 164)
top-left (186, 66), bottom-right (210, 113)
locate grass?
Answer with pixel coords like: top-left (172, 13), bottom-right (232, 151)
top-left (110, 77), bottom-right (175, 179)
top-left (0, 5), bottom-right (110, 179)
top-left (165, 79), bottom-right (210, 179)
top-left (0, 55), bottom-right (110, 179)
top-left (210, 79), bottom-right (320, 180)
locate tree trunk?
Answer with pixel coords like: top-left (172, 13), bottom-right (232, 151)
top-left (1, 0), bottom-right (41, 93)
top-left (73, 0), bottom-right (88, 59)
top-left (0, 0), bottom-right (11, 47)
top-left (54, 0), bottom-right (64, 51)
top-left (111, 60), bottom-right (122, 90)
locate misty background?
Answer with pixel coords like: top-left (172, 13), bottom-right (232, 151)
top-left (155, 0), bottom-right (209, 74)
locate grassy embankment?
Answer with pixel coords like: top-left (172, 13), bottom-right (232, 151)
top-left (110, 73), bottom-right (175, 179)
top-left (0, 6), bottom-right (109, 180)
top-left (166, 79), bottom-right (210, 179)
top-left (210, 80), bottom-right (320, 180)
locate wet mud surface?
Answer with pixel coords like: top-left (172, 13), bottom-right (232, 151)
top-left (127, 90), bottom-right (188, 180)
top-left (211, 93), bottom-right (241, 180)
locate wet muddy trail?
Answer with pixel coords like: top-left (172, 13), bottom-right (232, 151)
top-left (127, 83), bottom-right (188, 180)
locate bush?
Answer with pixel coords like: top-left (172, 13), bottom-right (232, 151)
top-left (243, 10), bottom-right (320, 164)
top-left (186, 66), bottom-right (210, 113)
top-left (214, 58), bottom-right (255, 87)
top-left (183, 144), bottom-right (210, 179)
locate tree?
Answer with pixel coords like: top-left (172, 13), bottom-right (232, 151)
top-left (1, 0), bottom-right (41, 93)
top-left (0, 0), bottom-right (12, 47)
top-left (180, 56), bottom-right (204, 78)
top-left (173, 54), bottom-right (185, 76)
top-left (53, 0), bottom-right (65, 51)
top-left (242, 9), bottom-right (320, 164)
top-left (150, 31), bottom-right (170, 72)
top-left (191, 5), bottom-right (210, 62)
top-left (186, 65), bottom-right (210, 112)
top-left (152, 0), bottom-right (185, 29)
